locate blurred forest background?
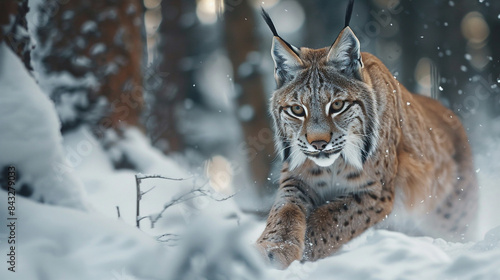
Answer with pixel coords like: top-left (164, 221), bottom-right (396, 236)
top-left (2, 0), bottom-right (499, 208)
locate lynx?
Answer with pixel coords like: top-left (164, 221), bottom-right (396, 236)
top-left (256, 2), bottom-right (478, 269)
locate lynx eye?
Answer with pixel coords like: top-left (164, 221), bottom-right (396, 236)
top-left (290, 105), bottom-right (305, 117)
top-left (329, 100), bottom-right (345, 114)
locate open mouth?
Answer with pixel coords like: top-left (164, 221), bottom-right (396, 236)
top-left (303, 148), bottom-right (342, 158)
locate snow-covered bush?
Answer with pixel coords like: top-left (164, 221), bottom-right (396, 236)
top-left (0, 42), bottom-right (88, 209)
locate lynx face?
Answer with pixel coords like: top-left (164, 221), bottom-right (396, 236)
top-left (270, 30), bottom-right (379, 170)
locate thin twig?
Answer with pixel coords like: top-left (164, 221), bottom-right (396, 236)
top-left (135, 174), bottom-right (193, 181)
top-left (141, 186), bottom-right (156, 196)
top-left (116, 206), bottom-right (121, 219)
top-left (150, 188), bottom-right (206, 225)
top-left (134, 174), bottom-right (236, 230)
top-left (157, 233), bottom-right (179, 240)
top-left (135, 175), bottom-right (141, 228)
top-left (137, 216), bottom-right (149, 222)
top-left (212, 193), bottom-right (237, 202)
top-left (157, 233), bottom-right (181, 247)
top-left (149, 188), bottom-right (236, 227)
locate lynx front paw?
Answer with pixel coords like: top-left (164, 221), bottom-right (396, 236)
top-left (256, 240), bottom-right (303, 269)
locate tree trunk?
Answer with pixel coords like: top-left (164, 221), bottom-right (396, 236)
top-left (224, 1), bottom-right (274, 195)
top-left (147, 0), bottom-right (195, 152)
top-left (29, 0), bottom-right (144, 133)
top-left (0, 1), bottom-right (18, 41)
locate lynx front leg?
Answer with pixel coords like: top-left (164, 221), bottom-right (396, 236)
top-left (304, 187), bottom-right (394, 261)
top-left (257, 179), bottom-right (318, 269)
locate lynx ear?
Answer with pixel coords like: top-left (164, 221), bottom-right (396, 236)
top-left (326, 27), bottom-right (363, 80)
top-left (272, 37), bottom-right (302, 87)
top-left (261, 8), bottom-right (303, 87)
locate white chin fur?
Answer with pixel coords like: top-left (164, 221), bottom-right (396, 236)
top-left (310, 153), bottom-right (340, 167)
top-left (343, 134), bottom-right (364, 170)
top-left (289, 145), bottom-right (307, 170)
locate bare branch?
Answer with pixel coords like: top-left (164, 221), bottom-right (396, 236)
top-left (148, 187), bottom-right (236, 227)
top-left (212, 193), bottom-right (236, 202)
top-left (134, 173), bottom-right (193, 229)
top-left (134, 173), bottom-right (236, 230)
top-left (150, 188), bottom-right (206, 225)
top-left (116, 206), bottom-right (121, 219)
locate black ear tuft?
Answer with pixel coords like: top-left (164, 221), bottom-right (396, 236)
top-left (261, 8), bottom-right (299, 57)
top-left (261, 8), bottom-right (279, 37)
top-left (344, 0), bottom-right (355, 27)
top-left (262, 8), bottom-right (303, 87)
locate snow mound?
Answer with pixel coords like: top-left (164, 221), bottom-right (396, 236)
top-left (162, 214), bottom-right (266, 280)
top-left (0, 190), bottom-right (169, 280)
top-left (0, 42), bottom-right (87, 210)
top-left (261, 228), bottom-right (500, 280)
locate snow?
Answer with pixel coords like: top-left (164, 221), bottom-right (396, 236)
top-left (81, 21), bottom-right (98, 34)
top-left (90, 43), bottom-right (106, 55)
top-left (314, 229), bottom-right (500, 279)
top-left (0, 43), bottom-right (88, 210)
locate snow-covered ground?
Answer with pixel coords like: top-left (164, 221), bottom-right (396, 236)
top-left (2, 34), bottom-right (500, 280)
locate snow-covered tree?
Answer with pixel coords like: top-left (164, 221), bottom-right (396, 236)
top-left (0, 41), bottom-right (88, 209)
top-left (27, 0), bottom-right (145, 133)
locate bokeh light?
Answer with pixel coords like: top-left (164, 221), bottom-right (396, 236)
top-left (414, 57), bottom-right (432, 91)
top-left (461, 11), bottom-right (489, 44)
top-left (196, 0), bottom-right (217, 25)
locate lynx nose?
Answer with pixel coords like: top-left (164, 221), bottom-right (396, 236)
top-left (311, 140), bottom-right (328, 151)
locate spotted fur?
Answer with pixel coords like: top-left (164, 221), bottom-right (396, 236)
top-left (256, 10), bottom-right (478, 269)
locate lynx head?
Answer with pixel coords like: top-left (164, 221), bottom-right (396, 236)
top-left (262, 3), bottom-right (379, 170)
